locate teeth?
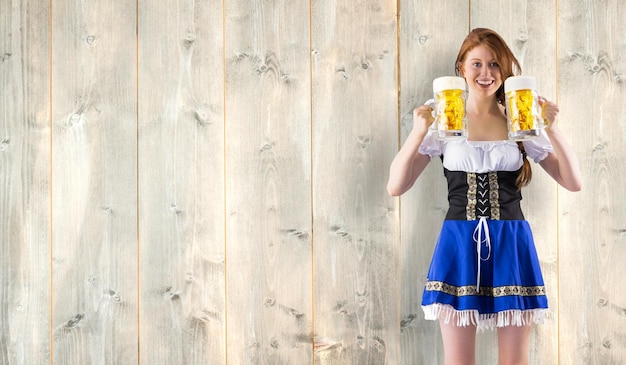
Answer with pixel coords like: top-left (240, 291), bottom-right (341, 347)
top-left (477, 80), bottom-right (493, 85)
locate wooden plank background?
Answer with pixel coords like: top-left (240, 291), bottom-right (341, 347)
top-left (0, 0), bottom-right (51, 363)
top-left (51, 0), bottom-right (138, 363)
top-left (311, 0), bottom-right (399, 364)
top-left (224, 0), bottom-right (311, 363)
top-left (1, 0), bottom-right (625, 364)
top-left (558, 0), bottom-right (626, 364)
top-left (138, 0), bottom-right (225, 363)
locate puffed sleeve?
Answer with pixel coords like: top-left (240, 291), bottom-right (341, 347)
top-left (522, 129), bottom-right (554, 163)
top-left (417, 127), bottom-right (443, 158)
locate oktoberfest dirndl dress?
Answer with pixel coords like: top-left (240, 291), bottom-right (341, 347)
top-left (418, 128), bottom-right (554, 332)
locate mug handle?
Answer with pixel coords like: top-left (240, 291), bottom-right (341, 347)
top-left (424, 98), bottom-right (436, 118)
top-left (538, 96), bottom-right (550, 127)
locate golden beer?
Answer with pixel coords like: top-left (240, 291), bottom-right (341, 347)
top-left (429, 76), bottom-right (467, 139)
top-left (506, 89), bottom-right (536, 131)
top-left (504, 76), bottom-right (543, 140)
top-left (436, 89), bottom-right (466, 132)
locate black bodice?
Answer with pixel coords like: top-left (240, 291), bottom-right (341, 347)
top-left (444, 168), bottom-right (525, 221)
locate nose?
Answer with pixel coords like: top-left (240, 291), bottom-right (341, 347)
top-left (479, 65), bottom-right (490, 76)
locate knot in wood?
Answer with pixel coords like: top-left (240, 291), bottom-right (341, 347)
top-left (194, 108), bottom-right (209, 125)
top-left (185, 31), bottom-right (196, 43)
top-left (66, 314), bottom-right (84, 328)
top-left (517, 31), bottom-right (529, 43)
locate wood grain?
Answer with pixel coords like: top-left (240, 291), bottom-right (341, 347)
top-left (311, 0), bottom-right (400, 363)
top-left (398, 2), bottom-right (469, 363)
top-left (224, 0), bottom-right (313, 363)
top-left (138, 0), bottom-right (225, 363)
top-left (51, 0), bottom-right (138, 363)
top-left (0, 1), bottom-right (51, 363)
top-left (558, 0), bottom-right (626, 363)
top-left (2, 1), bottom-right (626, 363)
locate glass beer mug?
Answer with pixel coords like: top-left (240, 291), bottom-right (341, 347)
top-left (504, 76), bottom-right (544, 140)
top-left (425, 76), bottom-right (467, 139)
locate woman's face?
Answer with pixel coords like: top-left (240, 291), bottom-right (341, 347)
top-left (460, 45), bottom-right (502, 99)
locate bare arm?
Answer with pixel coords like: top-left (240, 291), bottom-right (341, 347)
top-left (387, 105), bottom-right (435, 196)
top-left (537, 97), bottom-right (582, 192)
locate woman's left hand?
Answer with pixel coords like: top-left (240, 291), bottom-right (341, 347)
top-left (538, 96), bottom-right (559, 127)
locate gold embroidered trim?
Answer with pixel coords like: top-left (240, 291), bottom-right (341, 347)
top-left (425, 280), bottom-right (546, 298)
top-left (466, 173), bottom-right (477, 220)
top-left (488, 172), bottom-right (501, 220)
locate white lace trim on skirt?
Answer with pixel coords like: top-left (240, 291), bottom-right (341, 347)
top-left (422, 303), bottom-right (548, 332)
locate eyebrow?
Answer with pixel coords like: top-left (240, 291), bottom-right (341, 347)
top-left (469, 58), bottom-right (497, 62)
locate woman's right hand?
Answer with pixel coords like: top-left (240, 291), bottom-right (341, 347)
top-left (386, 104), bottom-right (435, 196)
top-left (412, 104), bottom-right (436, 135)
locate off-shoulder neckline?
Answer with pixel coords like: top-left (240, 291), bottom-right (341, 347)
top-left (447, 139), bottom-right (517, 152)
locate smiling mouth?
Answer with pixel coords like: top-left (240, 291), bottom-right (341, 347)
top-left (477, 80), bottom-right (494, 86)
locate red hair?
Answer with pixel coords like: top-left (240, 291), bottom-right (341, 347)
top-left (455, 28), bottom-right (522, 105)
top-left (455, 28), bottom-right (531, 189)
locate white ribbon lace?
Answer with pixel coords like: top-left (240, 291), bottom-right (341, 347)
top-left (472, 216), bottom-right (492, 291)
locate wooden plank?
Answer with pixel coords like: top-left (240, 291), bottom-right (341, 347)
top-left (51, 0), bottom-right (138, 363)
top-left (311, 0), bottom-right (400, 363)
top-left (138, 0), bottom-right (226, 363)
top-left (223, 0), bottom-right (313, 363)
top-left (470, 1), bottom-right (559, 363)
top-left (0, 1), bottom-right (51, 363)
top-left (558, 0), bottom-right (626, 363)
top-left (398, 2), bottom-right (469, 363)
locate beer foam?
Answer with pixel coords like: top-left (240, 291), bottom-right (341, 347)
top-left (504, 76), bottom-right (537, 92)
top-left (433, 76), bottom-right (466, 93)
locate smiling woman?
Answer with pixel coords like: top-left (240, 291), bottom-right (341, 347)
top-left (387, 27), bottom-right (582, 365)
top-left (463, 47), bottom-right (503, 95)
top-left (455, 28), bottom-right (521, 105)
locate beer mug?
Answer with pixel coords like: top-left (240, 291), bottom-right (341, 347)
top-left (425, 76), bottom-right (467, 139)
top-left (504, 76), bottom-right (544, 140)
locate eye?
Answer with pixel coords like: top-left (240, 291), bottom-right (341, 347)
top-left (472, 62), bottom-right (481, 68)
top-left (489, 62), bottom-right (499, 68)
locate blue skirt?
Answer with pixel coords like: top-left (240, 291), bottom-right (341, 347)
top-left (421, 218), bottom-right (548, 331)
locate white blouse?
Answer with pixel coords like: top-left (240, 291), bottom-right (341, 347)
top-left (418, 128), bottom-right (554, 173)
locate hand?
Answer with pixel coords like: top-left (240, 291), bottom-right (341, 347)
top-left (538, 96), bottom-right (559, 128)
top-left (412, 104), bottom-right (436, 134)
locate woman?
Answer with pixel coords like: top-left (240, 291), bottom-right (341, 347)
top-left (387, 28), bottom-right (582, 364)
